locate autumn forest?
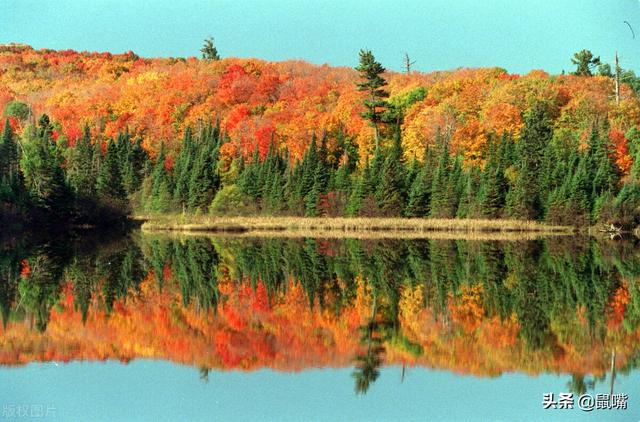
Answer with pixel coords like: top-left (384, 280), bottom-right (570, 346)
top-left (3, 44), bottom-right (640, 228)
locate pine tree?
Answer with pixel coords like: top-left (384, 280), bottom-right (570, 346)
top-left (301, 135), bottom-right (318, 196)
top-left (506, 102), bottom-right (552, 220)
top-left (187, 124), bottom-right (220, 212)
top-left (588, 125), bottom-right (618, 202)
top-left (347, 159), bottom-right (371, 216)
top-left (0, 119), bottom-right (18, 181)
top-left (568, 153), bottom-right (591, 222)
top-left (148, 142), bottom-right (173, 213)
top-left (479, 136), bottom-right (508, 218)
top-left (407, 144), bottom-right (436, 217)
top-left (355, 49), bottom-right (389, 148)
top-left (457, 166), bottom-right (481, 218)
top-left (375, 129), bottom-right (406, 216)
top-left (96, 138), bottom-right (125, 200)
top-left (200, 37), bottom-right (220, 61)
top-left (19, 114), bottom-right (71, 218)
top-left (429, 136), bottom-right (452, 218)
top-left (67, 125), bottom-right (97, 197)
top-left (173, 127), bottom-right (196, 209)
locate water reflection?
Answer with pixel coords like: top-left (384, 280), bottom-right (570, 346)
top-left (1, 233), bottom-right (639, 396)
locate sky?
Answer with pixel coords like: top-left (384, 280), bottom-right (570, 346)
top-left (2, 1), bottom-right (640, 74)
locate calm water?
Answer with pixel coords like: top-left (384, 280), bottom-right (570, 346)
top-left (1, 232), bottom-right (639, 421)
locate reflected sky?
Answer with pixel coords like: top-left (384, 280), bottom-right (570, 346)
top-left (2, 360), bottom-right (638, 421)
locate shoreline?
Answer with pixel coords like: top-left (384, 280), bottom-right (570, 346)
top-left (136, 215), bottom-right (575, 238)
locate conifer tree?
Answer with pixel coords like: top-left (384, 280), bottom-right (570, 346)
top-left (375, 129), bottom-right (406, 216)
top-left (347, 159), bottom-right (371, 216)
top-left (19, 114), bottom-right (71, 218)
top-left (173, 127), bottom-right (196, 209)
top-left (506, 102), bottom-right (552, 220)
top-left (67, 125), bottom-right (97, 197)
top-left (96, 138), bottom-right (125, 200)
top-left (457, 166), bottom-right (481, 218)
top-left (187, 124), bottom-right (220, 212)
top-left (405, 146), bottom-right (434, 217)
top-left (479, 136), bottom-right (508, 218)
top-left (0, 119), bottom-right (22, 204)
top-left (355, 49), bottom-right (389, 148)
top-left (429, 136), bottom-right (452, 218)
top-left (149, 142), bottom-right (173, 213)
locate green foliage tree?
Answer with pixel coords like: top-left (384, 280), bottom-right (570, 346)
top-left (96, 138), bottom-right (125, 200)
top-left (201, 37), bottom-right (220, 61)
top-left (506, 102), bottom-right (552, 220)
top-left (67, 125), bottom-right (97, 197)
top-left (355, 49), bottom-right (389, 147)
top-left (571, 49), bottom-right (601, 76)
top-left (3, 101), bottom-right (30, 121)
top-left (19, 115), bottom-right (71, 219)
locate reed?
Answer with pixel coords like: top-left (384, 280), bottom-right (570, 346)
top-left (137, 215), bottom-right (574, 236)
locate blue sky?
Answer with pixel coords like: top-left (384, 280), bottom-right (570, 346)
top-left (2, 1), bottom-right (640, 74)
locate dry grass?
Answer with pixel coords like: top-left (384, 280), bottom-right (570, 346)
top-left (137, 215), bottom-right (574, 238)
top-left (151, 228), bottom-right (568, 241)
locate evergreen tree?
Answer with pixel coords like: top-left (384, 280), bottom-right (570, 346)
top-left (19, 114), bottom-right (71, 219)
top-left (200, 37), bottom-right (220, 61)
top-left (355, 49), bottom-right (389, 147)
top-left (173, 127), bottom-right (196, 210)
top-left (429, 136), bottom-right (453, 218)
top-left (506, 102), bottom-right (552, 220)
top-left (96, 138), bottom-right (125, 200)
top-left (67, 125), bottom-right (97, 197)
top-left (0, 118), bottom-right (23, 206)
top-left (479, 135), bottom-right (508, 218)
top-left (347, 159), bottom-right (371, 216)
top-left (0, 119), bottom-right (18, 181)
top-left (185, 123), bottom-right (221, 212)
top-left (568, 154), bottom-right (591, 222)
top-left (571, 49), bottom-right (601, 76)
top-left (148, 142), bottom-right (173, 213)
top-left (588, 125), bottom-right (618, 203)
top-left (457, 166), bottom-right (481, 218)
top-left (375, 130), bottom-right (406, 216)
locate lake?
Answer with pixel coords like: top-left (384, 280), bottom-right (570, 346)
top-left (1, 232), bottom-right (639, 421)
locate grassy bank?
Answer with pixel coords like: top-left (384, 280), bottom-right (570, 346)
top-left (137, 215), bottom-right (574, 237)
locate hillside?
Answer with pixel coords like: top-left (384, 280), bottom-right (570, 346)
top-left (1, 44), bottom-right (637, 164)
top-left (3, 45), bottom-right (640, 226)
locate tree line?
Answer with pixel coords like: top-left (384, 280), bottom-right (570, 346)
top-left (3, 49), bottom-right (640, 227)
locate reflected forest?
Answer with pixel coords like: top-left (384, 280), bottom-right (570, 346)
top-left (1, 233), bottom-right (639, 395)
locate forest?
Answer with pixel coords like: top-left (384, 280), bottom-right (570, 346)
top-left (3, 44), bottom-right (640, 227)
top-left (0, 234), bottom-right (639, 394)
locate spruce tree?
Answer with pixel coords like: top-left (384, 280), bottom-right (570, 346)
top-left (479, 135), bottom-right (508, 218)
top-left (429, 136), bottom-right (452, 218)
top-left (588, 125), bottom-right (618, 202)
top-left (568, 154), bottom-right (591, 222)
top-left (187, 124), bottom-right (220, 212)
top-left (96, 138), bottom-right (125, 200)
top-left (405, 146), bottom-right (434, 217)
top-left (19, 114), bottom-right (71, 218)
top-left (375, 129), bottom-right (406, 216)
top-left (173, 127), bottom-right (196, 209)
top-left (506, 102), bottom-right (552, 220)
top-left (347, 159), bottom-right (371, 216)
top-left (0, 119), bottom-right (22, 204)
top-left (67, 125), bottom-right (97, 197)
top-left (149, 142), bottom-right (173, 213)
